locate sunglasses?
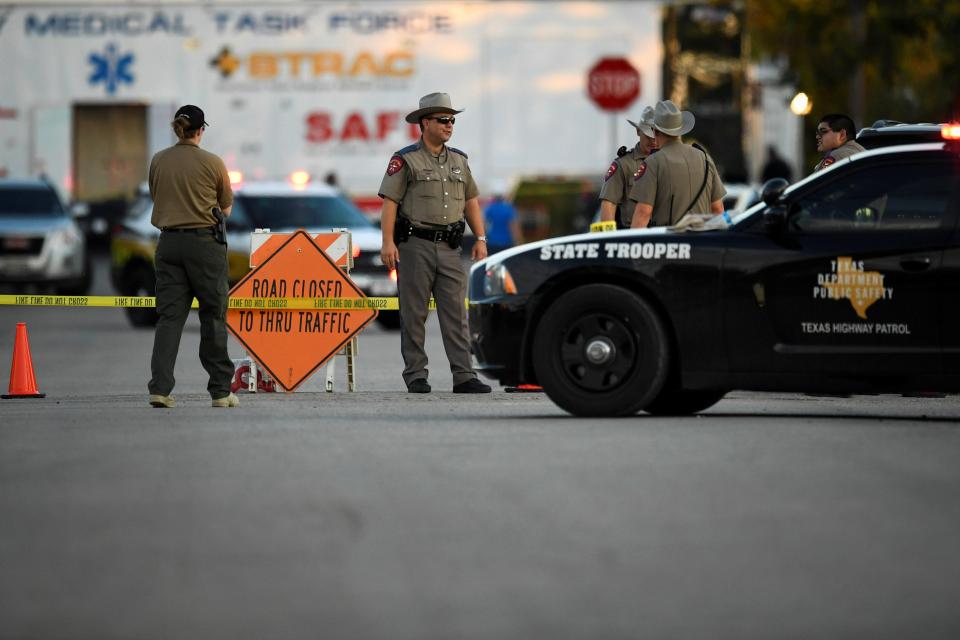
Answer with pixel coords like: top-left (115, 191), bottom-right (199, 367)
top-left (428, 116), bottom-right (456, 125)
top-left (816, 127), bottom-right (833, 136)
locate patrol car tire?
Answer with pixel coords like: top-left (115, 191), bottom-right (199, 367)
top-left (644, 389), bottom-right (726, 416)
top-left (375, 310), bottom-right (402, 330)
top-left (532, 285), bottom-right (670, 417)
top-left (124, 266), bottom-right (158, 328)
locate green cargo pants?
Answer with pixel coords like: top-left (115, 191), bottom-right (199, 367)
top-left (148, 230), bottom-right (234, 399)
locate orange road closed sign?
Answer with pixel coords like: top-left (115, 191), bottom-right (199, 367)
top-left (226, 229), bottom-right (377, 391)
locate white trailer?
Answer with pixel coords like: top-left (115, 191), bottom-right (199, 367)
top-left (0, 1), bottom-right (663, 206)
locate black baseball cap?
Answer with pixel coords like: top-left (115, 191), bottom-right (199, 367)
top-left (175, 104), bottom-right (209, 128)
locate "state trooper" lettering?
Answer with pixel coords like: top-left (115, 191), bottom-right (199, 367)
top-left (539, 242), bottom-right (691, 261)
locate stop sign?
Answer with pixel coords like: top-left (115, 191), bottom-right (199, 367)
top-left (587, 57), bottom-right (641, 112)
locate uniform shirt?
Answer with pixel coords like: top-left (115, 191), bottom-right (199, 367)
top-left (813, 139), bottom-right (866, 172)
top-left (628, 138), bottom-right (726, 227)
top-left (598, 143), bottom-right (648, 227)
top-left (149, 140), bottom-right (233, 229)
top-left (378, 138), bottom-right (479, 228)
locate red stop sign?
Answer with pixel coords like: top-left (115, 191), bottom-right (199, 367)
top-left (587, 57), bottom-right (641, 112)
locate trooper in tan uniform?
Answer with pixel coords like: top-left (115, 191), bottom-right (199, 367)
top-left (813, 113), bottom-right (865, 172)
top-left (599, 105), bottom-right (659, 228)
top-left (630, 100), bottom-right (726, 228)
top-left (378, 93), bottom-right (492, 394)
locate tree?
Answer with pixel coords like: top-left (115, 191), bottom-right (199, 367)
top-left (747, 1), bottom-right (960, 127)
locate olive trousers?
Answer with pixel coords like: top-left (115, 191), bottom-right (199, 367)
top-left (397, 236), bottom-right (477, 387)
top-left (148, 231), bottom-right (234, 399)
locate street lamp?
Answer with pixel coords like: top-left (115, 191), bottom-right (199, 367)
top-left (789, 92), bottom-right (813, 177)
top-left (790, 92), bottom-right (813, 116)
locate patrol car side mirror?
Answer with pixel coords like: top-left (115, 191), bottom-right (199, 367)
top-left (762, 205), bottom-right (788, 232)
top-left (760, 178), bottom-right (789, 206)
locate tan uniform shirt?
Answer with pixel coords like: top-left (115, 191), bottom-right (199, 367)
top-left (598, 144), bottom-right (648, 227)
top-left (149, 140), bottom-right (233, 229)
top-left (628, 138), bottom-right (726, 227)
top-left (813, 140), bottom-right (866, 172)
top-left (378, 139), bottom-right (479, 228)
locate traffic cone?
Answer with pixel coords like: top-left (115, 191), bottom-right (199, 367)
top-left (2, 322), bottom-right (45, 399)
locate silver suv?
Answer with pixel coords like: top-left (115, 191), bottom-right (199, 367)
top-left (0, 178), bottom-right (90, 294)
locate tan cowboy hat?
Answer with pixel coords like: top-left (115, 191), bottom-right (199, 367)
top-left (405, 92), bottom-right (464, 124)
top-left (626, 105), bottom-right (656, 138)
top-left (652, 99), bottom-right (695, 136)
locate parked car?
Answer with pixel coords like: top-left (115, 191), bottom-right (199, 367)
top-left (0, 177), bottom-right (90, 294)
top-left (468, 128), bottom-right (960, 416)
top-left (111, 178), bottom-right (398, 328)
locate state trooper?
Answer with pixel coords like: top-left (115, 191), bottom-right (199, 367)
top-left (598, 105), bottom-right (659, 229)
top-left (378, 93), bottom-right (492, 394)
top-left (813, 113), bottom-right (865, 172)
top-left (630, 100), bottom-right (726, 228)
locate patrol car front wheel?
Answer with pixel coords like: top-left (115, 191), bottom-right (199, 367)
top-left (532, 285), bottom-right (670, 417)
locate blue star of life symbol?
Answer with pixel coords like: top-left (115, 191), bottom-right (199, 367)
top-left (88, 43), bottom-right (135, 95)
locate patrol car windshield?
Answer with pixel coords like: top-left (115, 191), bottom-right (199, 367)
top-left (236, 194), bottom-right (374, 230)
top-left (0, 188), bottom-right (65, 217)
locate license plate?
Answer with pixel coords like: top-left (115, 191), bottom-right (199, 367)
top-left (2, 237), bottom-right (30, 250)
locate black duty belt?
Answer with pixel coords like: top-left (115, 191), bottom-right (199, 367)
top-left (161, 226), bottom-right (216, 235)
top-left (409, 226), bottom-right (453, 243)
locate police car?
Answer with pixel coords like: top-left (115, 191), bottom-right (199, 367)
top-left (468, 125), bottom-right (960, 416)
top-left (111, 174), bottom-right (398, 328)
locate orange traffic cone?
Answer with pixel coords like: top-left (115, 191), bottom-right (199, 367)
top-left (2, 322), bottom-right (45, 399)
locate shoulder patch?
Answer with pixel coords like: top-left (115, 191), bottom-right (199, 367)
top-left (821, 155), bottom-right (835, 168)
top-left (395, 143), bottom-right (418, 156)
top-left (448, 146), bottom-right (468, 158)
top-left (634, 161), bottom-right (647, 180)
top-left (604, 161), bottom-right (618, 182)
top-left (386, 155), bottom-right (405, 176)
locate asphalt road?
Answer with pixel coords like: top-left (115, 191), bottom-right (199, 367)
top-left (2, 253), bottom-right (959, 639)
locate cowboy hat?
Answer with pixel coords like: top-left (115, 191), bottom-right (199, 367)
top-left (652, 100), bottom-right (695, 136)
top-left (626, 105), bottom-right (656, 137)
top-left (405, 92), bottom-right (464, 124)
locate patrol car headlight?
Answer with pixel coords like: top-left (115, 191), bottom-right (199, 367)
top-left (483, 262), bottom-right (517, 296)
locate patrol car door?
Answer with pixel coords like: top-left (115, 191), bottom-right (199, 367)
top-left (727, 155), bottom-right (955, 377)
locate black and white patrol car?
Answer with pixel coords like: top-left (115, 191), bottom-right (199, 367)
top-left (468, 128), bottom-right (960, 416)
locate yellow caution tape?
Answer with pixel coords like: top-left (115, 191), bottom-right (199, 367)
top-left (0, 294), bottom-right (416, 311)
top-left (590, 220), bottom-right (617, 233)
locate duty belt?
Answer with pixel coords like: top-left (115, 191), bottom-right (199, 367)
top-left (409, 226), bottom-right (453, 243)
top-left (161, 226), bottom-right (216, 235)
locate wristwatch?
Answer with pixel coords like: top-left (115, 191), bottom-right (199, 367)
top-left (476, 235), bottom-right (487, 243)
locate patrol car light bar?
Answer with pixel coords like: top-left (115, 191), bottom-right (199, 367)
top-left (941, 124), bottom-right (960, 140)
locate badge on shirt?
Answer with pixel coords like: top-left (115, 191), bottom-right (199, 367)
top-left (821, 156), bottom-right (835, 168)
top-left (634, 162), bottom-right (647, 180)
top-left (452, 167), bottom-right (462, 174)
top-left (604, 162), bottom-right (617, 182)
top-left (386, 155), bottom-right (404, 176)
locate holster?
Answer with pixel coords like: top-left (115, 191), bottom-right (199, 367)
top-left (447, 219), bottom-right (466, 250)
top-left (212, 207), bottom-right (227, 245)
top-left (394, 213), bottom-right (413, 244)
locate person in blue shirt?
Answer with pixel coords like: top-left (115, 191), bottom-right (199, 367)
top-left (483, 180), bottom-right (522, 255)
